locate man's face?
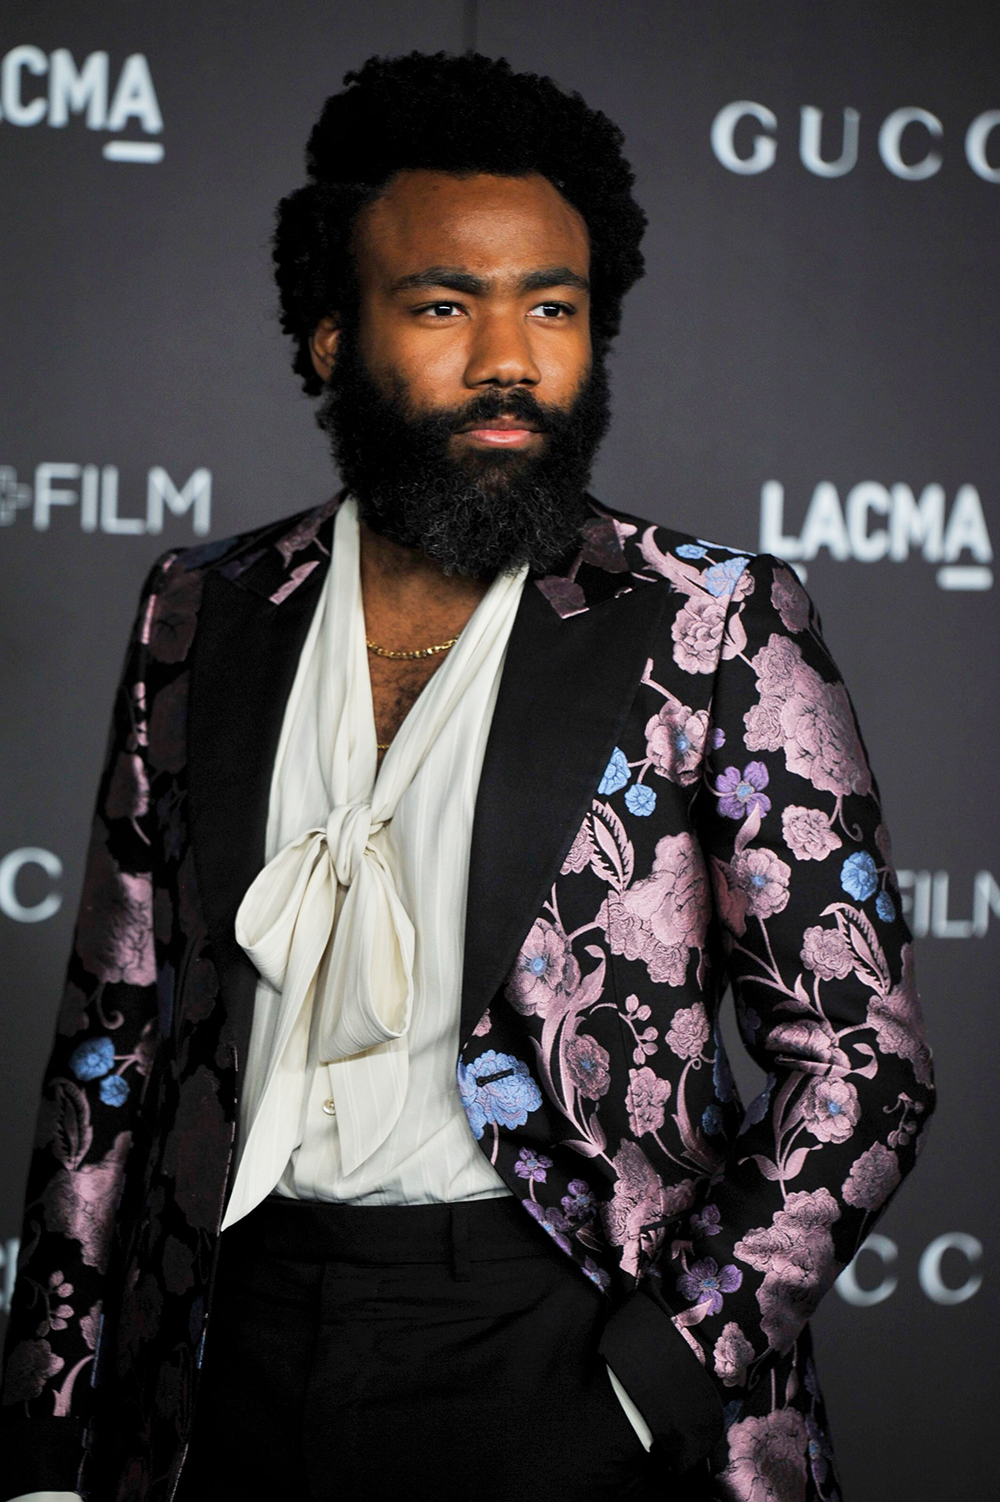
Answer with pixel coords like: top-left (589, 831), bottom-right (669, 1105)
top-left (311, 170), bottom-right (611, 577)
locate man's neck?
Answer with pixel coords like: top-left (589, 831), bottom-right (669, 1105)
top-left (359, 517), bottom-right (490, 650)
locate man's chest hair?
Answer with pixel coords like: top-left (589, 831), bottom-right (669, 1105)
top-left (369, 654), bottom-right (445, 749)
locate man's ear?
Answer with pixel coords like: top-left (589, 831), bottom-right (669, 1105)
top-left (309, 315), bottom-right (340, 381)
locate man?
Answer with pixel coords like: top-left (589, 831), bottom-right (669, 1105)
top-left (1, 51), bottom-right (934, 1502)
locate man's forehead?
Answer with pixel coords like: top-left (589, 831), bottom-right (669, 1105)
top-left (355, 169), bottom-right (590, 284)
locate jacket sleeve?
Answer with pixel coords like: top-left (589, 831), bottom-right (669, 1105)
top-left (604, 551), bottom-right (936, 1476)
top-left (0, 554), bottom-right (178, 1499)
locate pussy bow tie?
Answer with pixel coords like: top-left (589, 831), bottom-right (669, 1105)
top-left (235, 792), bottom-right (414, 1177)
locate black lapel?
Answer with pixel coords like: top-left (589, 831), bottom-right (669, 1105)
top-left (460, 575), bottom-right (669, 1044)
top-left (187, 550), bottom-right (329, 1075)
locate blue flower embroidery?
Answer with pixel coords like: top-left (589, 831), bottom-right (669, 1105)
top-left (703, 557), bottom-right (750, 597)
top-left (702, 1103), bottom-right (724, 1137)
top-left (876, 891), bottom-right (896, 922)
top-left (624, 783), bottom-right (656, 817)
top-left (458, 1051), bottom-right (543, 1140)
top-left (69, 1036), bottom-right (115, 1082)
top-left (712, 1035), bottom-right (735, 1102)
top-left (99, 1074), bottom-right (130, 1107)
top-left (598, 747), bottom-right (630, 796)
top-left (676, 544), bottom-right (707, 560)
top-left (841, 851), bottom-right (878, 901)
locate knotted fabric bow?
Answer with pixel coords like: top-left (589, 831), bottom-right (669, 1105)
top-left (233, 496), bottom-right (527, 1183)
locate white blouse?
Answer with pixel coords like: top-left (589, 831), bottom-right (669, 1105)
top-left (226, 495), bottom-right (528, 1221)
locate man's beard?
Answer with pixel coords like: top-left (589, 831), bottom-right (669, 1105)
top-left (315, 328), bottom-right (611, 577)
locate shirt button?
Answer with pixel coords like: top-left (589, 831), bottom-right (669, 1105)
top-left (322, 1097), bottom-right (337, 1117)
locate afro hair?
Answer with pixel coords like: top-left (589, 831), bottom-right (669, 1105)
top-left (273, 51), bottom-right (647, 395)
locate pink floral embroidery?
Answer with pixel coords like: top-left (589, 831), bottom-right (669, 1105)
top-left (735, 1190), bottom-right (840, 1353)
top-left (671, 595), bottom-right (727, 674)
top-left (602, 1142), bottom-right (692, 1280)
top-left (781, 805), bottom-right (841, 862)
top-left (275, 502), bottom-right (335, 565)
top-left (743, 696), bottom-right (785, 753)
top-left (620, 833), bottom-right (709, 951)
top-left (600, 833), bottom-right (708, 987)
top-left (714, 848), bottom-right (791, 936)
top-left (713, 1321), bottom-right (755, 1387)
top-left (866, 945), bottom-right (933, 1086)
top-left (536, 575), bottom-right (587, 618)
top-left (564, 1033), bottom-right (611, 1100)
top-left (560, 819), bottom-right (594, 875)
top-left (756, 1262), bottom-right (831, 1356)
top-left (507, 918), bottom-right (580, 1016)
top-left (664, 1002), bottom-right (710, 1061)
top-left (40, 1131), bottom-right (132, 1273)
top-left (601, 894), bottom-right (689, 986)
top-left (105, 752), bottom-right (150, 823)
top-left (721, 1409), bottom-right (809, 1502)
top-left (767, 1020), bottom-right (848, 1070)
top-left (842, 1142), bottom-right (902, 1211)
top-left (799, 1076), bottom-right (860, 1143)
top-left (625, 1066), bottom-right (672, 1135)
top-left (770, 567), bottom-right (810, 633)
top-left (800, 925), bottom-right (852, 980)
top-left (780, 677), bottom-right (872, 798)
top-left (750, 634), bottom-right (803, 700)
top-left (644, 700), bottom-right (709, 785)
top-left (79, 1302), bottom-right (102, 1350)
top-left (269, 559), bottom-right (319, 605)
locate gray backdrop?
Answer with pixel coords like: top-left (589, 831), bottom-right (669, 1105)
top-left (1, 2), bottom-right (996, 1496)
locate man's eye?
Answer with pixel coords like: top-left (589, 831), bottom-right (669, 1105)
top-left (420, 302), bottom-right (463, 317)
top-left (529, 302), bottom-right (573, 319)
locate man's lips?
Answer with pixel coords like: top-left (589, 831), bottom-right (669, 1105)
top-left (456, 418), bottom-right (542, 447)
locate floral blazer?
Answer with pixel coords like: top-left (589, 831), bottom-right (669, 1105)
top-left (0, 495), bottom-right (935, 1502)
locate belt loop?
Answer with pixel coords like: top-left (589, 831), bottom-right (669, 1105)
top-left (449, 1204), bottom-right (473, 1282)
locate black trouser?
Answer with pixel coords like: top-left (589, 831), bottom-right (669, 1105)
top-left (176, 1195), bottom-right (659, 1501)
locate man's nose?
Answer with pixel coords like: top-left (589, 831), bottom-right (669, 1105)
top-left (463, 310), bottom-right (541, 387)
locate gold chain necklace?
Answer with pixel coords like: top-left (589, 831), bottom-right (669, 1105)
top-left (366, 634), bottom-right (460, 661)
top-left (370, 629), bottom-right (461, 750)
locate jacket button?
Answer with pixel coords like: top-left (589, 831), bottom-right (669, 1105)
top-left (322, 1097), bottom-right (337, 1116)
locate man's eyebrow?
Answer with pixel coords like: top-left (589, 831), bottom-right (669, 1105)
top-left (389, 265), bottom-right (590, 296)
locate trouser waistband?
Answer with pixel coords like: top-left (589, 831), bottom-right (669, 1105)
top-left (223, 1193), bottom-right (548, 1269)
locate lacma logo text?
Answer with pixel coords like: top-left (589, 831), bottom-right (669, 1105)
top-left (0, 463), bottom-right (211, 535)
top-left (0, 46), bottom-right (162, 162)
top-left (760, 481), bottom-right (993, 590)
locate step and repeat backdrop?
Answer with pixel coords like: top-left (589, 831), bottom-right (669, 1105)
top-left (1, 2), bottom-right (996, 1497)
